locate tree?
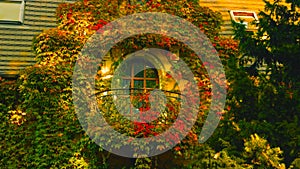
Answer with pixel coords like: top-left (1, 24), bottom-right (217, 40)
top-left (233, 0), bottom-right (300, 166)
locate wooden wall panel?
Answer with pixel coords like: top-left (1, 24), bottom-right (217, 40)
top-left (0, 0), bottom-right (74, 77)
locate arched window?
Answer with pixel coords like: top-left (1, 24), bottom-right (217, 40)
top-left (117, 57), bottom-right (159, 112)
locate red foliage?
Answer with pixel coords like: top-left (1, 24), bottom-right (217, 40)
top-left (133, 122), bottom-right (158, 137)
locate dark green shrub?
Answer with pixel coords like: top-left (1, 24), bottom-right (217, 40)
top-left (231, 0), bottom-right (300, 166)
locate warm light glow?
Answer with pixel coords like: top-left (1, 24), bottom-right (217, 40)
top-left (101, 67), bottom-right (110, 75)
top-left (102, 75), bottom-right (113, 79)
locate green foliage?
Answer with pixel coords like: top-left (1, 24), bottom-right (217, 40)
top-left (0, 77), bottom-right (20, 113)
top-left (231, 0), bottom-right (300, 167)
top-left (244, 134), bottom-right (285, 169)
top-left (134, 157), bottom-right (152, 169)
top-left (290, 158), bottom-right (300, 169)
top-left (62, 152), bottom-right (89, 169)
top-left (56, 0), bottom-right (223, 40)
top-left (233, 0), bottom-right (300, 79)
top-left (54, 0), bottom-right (226, 167)
top-left (180, 143), bottom-right (244, 169)
top-left (2, 0), bottom-right (296, 168)
top-left (182, 134), bottom-right (285, 169)
top-left (1, 65), bottom-right (81, 168)
top-left (1, 0), bottom-right (225, 168)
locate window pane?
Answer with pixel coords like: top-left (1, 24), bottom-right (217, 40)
top-left (146, 80), bottom-right (157, 88)
top-left (120, 79), bottom-right (130, 89)
top-left (134, 70), bottom-right (144, 77)
top-left (145, 68), bottom-right (158, 78)
top-left (134, 64), bottom-right (144, 77)
top-left (134, 80), bottom-right (144, 89)
top-left (0, 1), bottom-right (23, 24)
top-left (118, 61), bottom-right (131, 78)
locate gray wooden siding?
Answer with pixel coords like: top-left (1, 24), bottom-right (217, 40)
top-left (0, 0), bottom-right (74, 77)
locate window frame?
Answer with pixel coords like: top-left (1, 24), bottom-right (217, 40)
top-left (116, 59), bottom-right (159, 114)
top-left (122, 62), bottom-right (159, 92)
top-left (229, 10), bottom-right (258, 29)
top-left (0, 0), bottom-right (25, 25)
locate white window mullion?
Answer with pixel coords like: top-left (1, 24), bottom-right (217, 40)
top-left (19, 0), bottom-right (25, 24)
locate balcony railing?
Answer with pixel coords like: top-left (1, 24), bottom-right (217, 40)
top-left (96, 88), bottom-right (184, 100)
top-left (94, 88), bottom-right (185, 124)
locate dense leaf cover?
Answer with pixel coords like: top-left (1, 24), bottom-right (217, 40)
top-left (0, 0), bottom-right (299, 168)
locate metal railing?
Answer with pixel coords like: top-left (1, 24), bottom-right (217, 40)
top-left (95, 88), bottom-right (185, 100)
top-left (94, 88), bottom-right (184, 116)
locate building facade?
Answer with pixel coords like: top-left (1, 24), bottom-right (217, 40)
top-left (0, 0), bottom-right (267, 77)
top-left (0, 0), bottom-right (73, 77)
top-left (199, 0), bottom-right (266, 35)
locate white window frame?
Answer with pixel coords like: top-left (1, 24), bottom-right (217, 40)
top-left (0, 0), bottom-right (25, 24)
top-left (229, 10), bottom-right (258, 29)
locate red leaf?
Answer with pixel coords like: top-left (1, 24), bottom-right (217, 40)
top-left (174, 146), bottom-right (181, 151)
top-left (91, 25), bottom-right (99, 30)
top-left (67, 13), bottom-right (72, 19)
top-left (166, 73), bottom-right (172, 78)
